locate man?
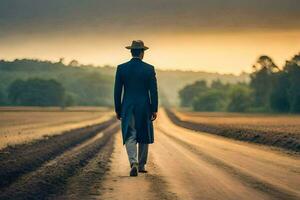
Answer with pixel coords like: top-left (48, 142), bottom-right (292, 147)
top-left (114, 40), bottom-right (158, 177)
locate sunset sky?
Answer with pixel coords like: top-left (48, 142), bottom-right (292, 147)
top-left (1, 0), bottom-right (300, 74)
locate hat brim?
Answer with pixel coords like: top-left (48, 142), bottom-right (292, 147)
top-left (125, 46), bottom-right (149, 50)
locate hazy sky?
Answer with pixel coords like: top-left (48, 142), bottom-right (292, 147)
top-left (1, 0), bottom-right (300, 74)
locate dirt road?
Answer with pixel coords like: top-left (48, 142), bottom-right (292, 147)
top-left (1, 109), bottom-right (299, 200)
top-left (100, 109), bottom-right (300, 200)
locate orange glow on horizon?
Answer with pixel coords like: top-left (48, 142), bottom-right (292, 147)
top-left (1, 30), bottom-right (299, 75)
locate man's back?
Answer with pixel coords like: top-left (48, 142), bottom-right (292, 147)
top-left (114, 55), bottom-right (158, 143)
top-left (116, 58), bottom-right (156, 104)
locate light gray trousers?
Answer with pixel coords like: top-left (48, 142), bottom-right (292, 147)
top-left (125, 114), bottom-right (148, 167)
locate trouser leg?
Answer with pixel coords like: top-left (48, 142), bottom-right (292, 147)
top-left (125, 114), bottom-right (138, 166)
top-left (138, 143), bottom-right (148, 167)
top-left (125, 136), bottom-right (137, 166)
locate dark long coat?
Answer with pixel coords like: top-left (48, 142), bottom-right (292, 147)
top-left (114, 58), bottom-right (158, 144)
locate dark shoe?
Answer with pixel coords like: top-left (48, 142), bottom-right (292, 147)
top-left (130, 163), bottom-right (138, 177)
top-left (138, 165), bottom-right (148, 173)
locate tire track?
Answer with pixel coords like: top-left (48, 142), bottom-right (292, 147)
top-left (146, 154), bottom-right (180, 200)
top-left (0, 118), bottom-right (116, 189)
top-left (0, 123), bottom-right (119, 200)
top-left (146, 174), bottom-right (180, 200)
top-left (158, 127), bottom-right (300, 200)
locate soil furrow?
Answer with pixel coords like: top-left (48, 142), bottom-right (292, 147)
top-left (0, 123), bottom-right (119, 200)
top-left (165, 109), bottom-right (300, 152)
top-left (0, 117), bottom-right (116, 189)
top-left (53, 130), bottom-right (116, 200)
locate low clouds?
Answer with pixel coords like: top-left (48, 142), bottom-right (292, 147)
top-left (1, 0), bottom-right (299, 36)
top-left (1, 0), bottom-right (299, 73)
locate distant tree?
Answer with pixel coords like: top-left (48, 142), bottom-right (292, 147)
top-left (250, 55), bottom-right (278, 108)
top-left (68, 59), bottom-right (80, 67)
top-left (291, 53), bottom-right (300, 66)
top-left (61, 93), bottom-right (75, 109)
top-left (211, 79), bottom-right (228, 90)
top-left (0, 89), bottom-right (6, 105)
top-left (70, 72), bottom-right (113, 106)
top-left (8, 78), bottom-right (66, 106)
top-left (253, 55), bottom-right (279, 72)
top-left (7, 80), bottom-right (24, 103)
top-left (284, 53), bottom-right (300, 113)
top-left (269, 72), bottom-right (290, 112)
top-left (179, 80), bottom-right (207, 107)
top-left (227, 84), bottom-right (252, 112)
top-left (58, 57), bottom-right (65, 64)
top-left (193, 90), bottom-right (225, 111)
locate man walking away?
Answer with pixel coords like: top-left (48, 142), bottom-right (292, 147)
top-left (114, 40), bottom-right (158, 176)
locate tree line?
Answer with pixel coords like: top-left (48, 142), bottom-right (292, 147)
top-left (179, 53), bottom-right (300, 113)
top-left (0, 59), bottom-right (114, 107)
top-left (7, 78), bottom-right (72, 107)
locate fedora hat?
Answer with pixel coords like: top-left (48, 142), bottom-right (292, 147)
top-left (126, 40), bottom-right (149, 50)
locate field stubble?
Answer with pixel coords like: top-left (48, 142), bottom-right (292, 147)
top-left (0, 107), bottom-right (113, 149)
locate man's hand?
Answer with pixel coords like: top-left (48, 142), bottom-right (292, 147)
top-left (116, 113), bottom-right (121, 120)
top-left (151, 112), bottom-right (157, 121)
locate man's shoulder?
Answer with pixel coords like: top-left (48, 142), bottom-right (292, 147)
top-left (117, 61), bottom-right (131, 68)
top-left (140, 60), bottom-right (154, 69)
top-left (137, 60), bottom-right (155, 73)
top-left (118, 60), bottom-right (154, 70)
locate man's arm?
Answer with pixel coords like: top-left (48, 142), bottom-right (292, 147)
top-left (149, 66), bottom-right (158, 120)
top-left (114, 66), bottom-right (123, 120)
